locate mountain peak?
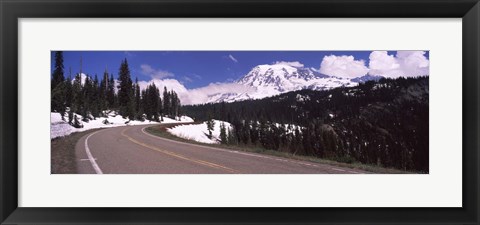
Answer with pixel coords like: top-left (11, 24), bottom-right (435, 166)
top-left (238, 64), bottom-right (319, 86)
top-left (204, 64), bottom-right (358, 104)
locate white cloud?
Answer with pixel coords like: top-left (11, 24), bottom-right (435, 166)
top-left (319, 55), bottom-right (369, 78)
top-left (274, 61), bottom-right (304, 68)
top-left (138, 78), bottom-right (255, 105)
top-left (368, 51), bottom-right (429, 78)
top-left (183, 76), bottom-right (193, 82)
top-left (187, 82), bottom-right (255, 105)
top-left (228, 54), bottom-right (238, 63)
top-left (138, 79), bottom-right (188, 95)
top-left (140, 64), bottom-right (174, 79)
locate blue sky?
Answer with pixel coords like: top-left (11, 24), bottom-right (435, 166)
top-left (52, 51), bottom-right (429, 89)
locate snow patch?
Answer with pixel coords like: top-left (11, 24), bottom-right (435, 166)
top-left (50, 112), bottom-right (193, 139)
top-left (167, 120), bottom-right (232, 144)
top-left (296, 93), bottom-right (311, 102)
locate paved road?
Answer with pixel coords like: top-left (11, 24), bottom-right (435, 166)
top-left (75, 124), bottom-right (369, 174)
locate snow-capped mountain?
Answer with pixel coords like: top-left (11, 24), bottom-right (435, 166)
top-left (206, 64), bottom-right (357, 103)
top-left (351, 74), bottom-right (383, 83)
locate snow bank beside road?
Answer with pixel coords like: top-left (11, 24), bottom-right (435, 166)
top-left (51, 112), bottom-right (193, 139)
top-left (167, 120), bottom-right (231, 144)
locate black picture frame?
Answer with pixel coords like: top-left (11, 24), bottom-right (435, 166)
top-left (1, 0), bottom-right (479, 224)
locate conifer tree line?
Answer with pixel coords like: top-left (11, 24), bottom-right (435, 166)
top-left (183, 77), bottom-right (429, 172)
top-left (51, 51), bottom-right (182, 124)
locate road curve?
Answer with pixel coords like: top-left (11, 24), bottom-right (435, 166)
top-left (75, 124), bottom-right (369, 174)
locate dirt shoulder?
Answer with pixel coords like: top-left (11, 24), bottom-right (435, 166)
top-left (51, 129), bottom-right (103, 174)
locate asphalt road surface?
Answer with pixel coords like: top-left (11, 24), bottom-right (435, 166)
top-left (75, 124), bottom-right (369, 174)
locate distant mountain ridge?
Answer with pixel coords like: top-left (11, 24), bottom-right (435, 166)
top-left (207, 64), bottom-right (357, 103)
top-left (205, 63), bottom-right (428, 104)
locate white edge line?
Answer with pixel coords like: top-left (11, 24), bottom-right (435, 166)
top-left (85, 131), bottom-right (104, 174)
top-left (141, 126), bottom-right (264, 157)
top-left (141, 125), bottom-right (365, 174)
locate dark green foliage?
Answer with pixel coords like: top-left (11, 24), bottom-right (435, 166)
top-left (51, 51), bottom-right (66, 114)
top-left (99, 70), bottom-right (109, 113)
top-left (143, 83), bottom-right (162, 121)
top-left (219, 122), bottom-right (227, 144)
top-left (134, 78), bottom-right (143, 120)
top-left (72, 73), bottom-right (83, 113)
top-left (90, 74), bottom-right (100, 118)
top-left (82, 75), bottom-right (94, 120)
top-left (127, 89), bottom-right (136, 120)
top-left (51, 82), bottom-right (66, 119)
top-left (51, 51), bottom-right (64, 91)
top-left (159, 87), bottom-right (181, 119)
top-left (103, 119), bottom-right (110, 125)
top-left (68, 110), bottom-right (73, 124)
top-left (52, 57), bottom-right (182, 133)
top-left (206, 113), bottom-right (215, 139)
top-left (117, 58), bottom-right (133, 118)
top-left (182, 77), bottom-right (429, 172)
top-left (66, 71), bottom-right (116, 121)
top-left (170, 91), bottom-right (181, 119)
top-left (107, 74), bottom-right (116, 109)
top-left (163, 86), bottom-right (171, 117)
top-left (64, 73), bottom-right (73, 111)
top-left (72, 115), bottom-right (83, 128)
top-left (227, 128), bottom-right (237, 145)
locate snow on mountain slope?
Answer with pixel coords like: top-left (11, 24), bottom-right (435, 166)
top-left (206, 64), bottom-right (357, 103)
top-left (351, 74), bottom-right (383, 83)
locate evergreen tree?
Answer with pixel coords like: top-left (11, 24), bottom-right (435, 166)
top-left (107, 74), bottom-right (116, 109)
top-left (170, 91), bottom-right (176, 118)
top-left (51, 82), bottom-right (66, 118)
top-left (134, 77), bottom-right (141, 119)
top-left (145, 83), bottom-right (154, 120)
top-left (99, 69), bottom-right (109, 112)
top-left (219, 122), bottom-right (227, 144)
top-left (259, 119), bottom-right (269, 147)
top-left (140, 89), bottom-right (147, 120)
top-left (82, 75), bottom-right (92, 121)
top-left (127, 87), bottom-right (136, 120)
top-left (72, 114), bottom-right (83, 128)
top-left (64, 70), bottom-right (73, 111)
top-left (143, 83), bottom-right (162, 121)
top-left (89, 74), bottom-right (100, 118)
top-left (227, 128), bottom-right (237, 145)
top-left (175, 91), bottom-right (181, 119)
top-left (206, 113), bottom-right (215, 139)
top-left (157, 87), bottom-right (163, 121)
top-left (170, 90), bottom-right (181, 119)
top-left (72, 73), bottom-right (83, 114)
top-left (117, 58), bottom-right (133, 117)
top-left (68, 110), bottom-right (74, 124)
top-left (51, 51), bottom-right (66, 115)
top-left (250, 120), bottom-right (259, 145)
top-left (51, 51), bottom-right (65, 90)
top-left (163, 86), bottom-right (170, 117)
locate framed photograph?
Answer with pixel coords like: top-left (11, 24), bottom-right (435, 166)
top-left (1, 0), bottom-right (479, 224)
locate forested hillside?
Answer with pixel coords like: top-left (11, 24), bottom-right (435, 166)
top-left (182, 77), bottom-right (429, 172)
top-left (51, 51), bottom-right (182, 127)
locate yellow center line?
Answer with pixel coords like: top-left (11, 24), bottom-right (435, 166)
top-left (121, 127), bottom-right (240, 174)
